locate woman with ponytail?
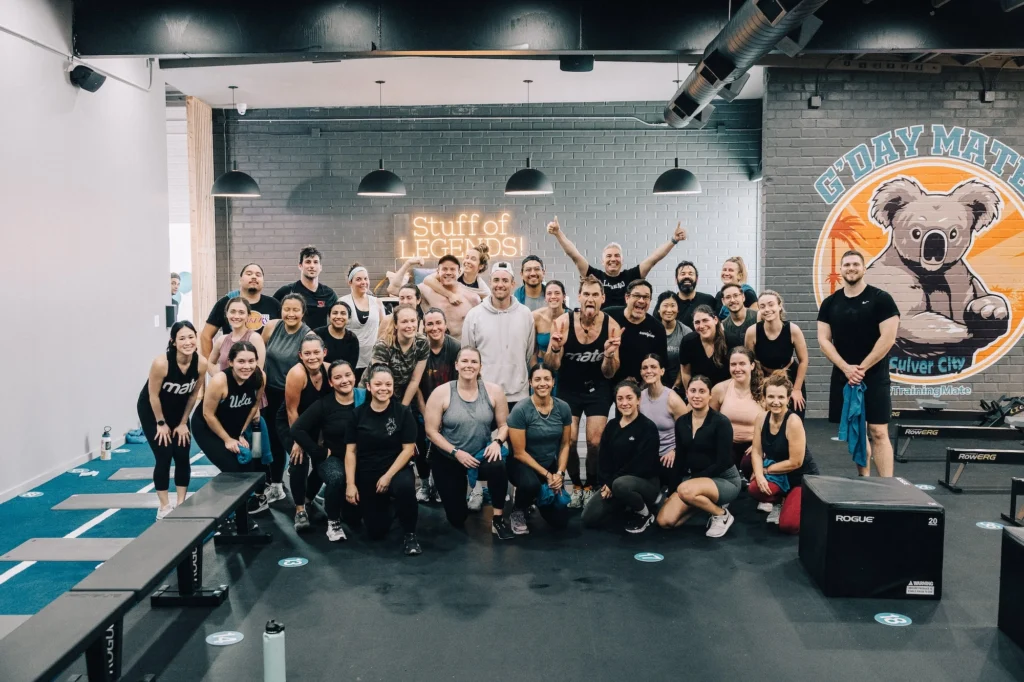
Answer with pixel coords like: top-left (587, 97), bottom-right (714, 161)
top-left (340, 262), bottom-right (386, 383)
top-left (710, 346), bottom-right (764, 471)
top-left (745, 290), bottom-right (809, 418)
top-left (678, 304), bottom-right (730, 390)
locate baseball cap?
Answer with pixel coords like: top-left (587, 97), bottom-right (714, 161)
top-left (491, 261), bottom-right (514, 276)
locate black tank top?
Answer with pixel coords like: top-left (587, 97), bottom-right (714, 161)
top-left (755, 321), bottom-right (795, 372)
top-left (760, 410), bottom-right (818, 486)
top-left (557, 312), bottom-right (610, 392)
top-left (139, 350), bottom-right (200, 425)
top-left (277, 365), bottom-right (331, 423)
top-left (212, 369), bottom-right (264, 439)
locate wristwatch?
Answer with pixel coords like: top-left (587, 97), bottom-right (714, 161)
top-left (157, 420), bottom-right (166, 427)
top-left (450, 447), bottom-right (459, 459)
top-left (492, 438), bottom-right (503, 446)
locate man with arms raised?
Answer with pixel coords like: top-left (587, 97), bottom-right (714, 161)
top-left (817, 250), bottom-right (900, 477)
top-left (201, 263), bottom-right (281, 358)
top-left (273, 246), bottom-right (338, 330)
top-left (390, 255), bottom-right (480, 341)
top-left (548, 217), bottom-right (687, 308)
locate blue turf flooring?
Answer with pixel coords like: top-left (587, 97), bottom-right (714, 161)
top-left (0, 441), bottom-right (212, 614)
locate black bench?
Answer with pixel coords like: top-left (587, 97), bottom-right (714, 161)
top-left (893, 424), bottom-right (1022, 463)
top-left (168, 471), bottom-right (271, 547)
top-left (0, 591), bottom-right (135, 682)
top-left (1002, 478), bottom-right (1024, 527)
top-left (999, 526), bottom-right (1024, 649)
top-left (938, 448), bottom-right (1024, 494)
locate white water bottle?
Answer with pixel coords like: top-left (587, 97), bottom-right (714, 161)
top-left (100, 426), bottom-right (113, 461)
top-left (263, 620), bottom-right (286, 682)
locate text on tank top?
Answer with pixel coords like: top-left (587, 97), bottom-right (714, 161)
top-left (143, 350), bottom-right (200, 425)
top-left (342, 294), bottom-right (379, 369)
top-left (217, 329), bottom-right (255, 371)
top-left (755, 321), bottom-right (794, 372)
top-left (558, 312), bottom-right (610, 388)
top-left (265, 322), bottom-right (311, 390)
top-left (640, 388), bottom-right (675, 456)
top-left (719, 381), bottom-right (760, 443)
top-left (215, 370), bottom-right (263, 438)
top-left (440, 379), bottom-right (495, 454)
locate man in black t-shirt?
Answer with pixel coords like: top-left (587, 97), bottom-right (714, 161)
top-left (606, 280), bottom-right (668, 386)
top-left (273, 246), bottom-right (339, 330)
top-left (673, 261), bottom-right (718, 329)
top-left (200, 262), bottom-right (282, 358)
top-left (547, 216), bottom-right (687, 308)
top-left (817, 250), bottom-right (900, 477)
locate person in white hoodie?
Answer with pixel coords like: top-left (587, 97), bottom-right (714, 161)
top-left (461, 261), bottom-right (537, 510)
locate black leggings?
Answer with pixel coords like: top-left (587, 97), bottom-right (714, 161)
top-left (508, 458), bottom-right (569, 529)
top-left (191, 413), bottom-right (255, 474)
top-left (262, 386), bottom-right (288, 484)
top-left (431, 452), bottom-right (508, 527)
top-left (317, 457), bottom-right (360, 525)
top-left (414, 412), bottom-right (431, 480)
top-left (138, 396), bottom-right (190, 491)
top-left (276, 407), bottom-right (324, 505)
top-left (357, 467), bottom-right (417, 539)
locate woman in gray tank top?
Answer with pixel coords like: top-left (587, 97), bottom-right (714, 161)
top-left (638, 354), bottom-right (690, 492)
top-left (425, 347), bottom-right (516, 540)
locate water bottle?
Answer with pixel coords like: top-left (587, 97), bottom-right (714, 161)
top-left (263, 620), bottom-right (286, 682)
top-left (100, 426), bottom-right (113, 461)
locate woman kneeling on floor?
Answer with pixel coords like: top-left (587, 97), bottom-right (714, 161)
top-left (747, 372), bottom-right (819, 533)
top-left (344, 364), bottom-right (422, 555)
top-left (657, 375), bottom-right (742, 538)
top-left (581, 380), bottom-right (662, 534)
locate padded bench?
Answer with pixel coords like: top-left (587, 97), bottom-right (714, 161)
top-left (999, 526), bottom-right (1024, 649)
top-left (167, 471), bottom-right (271, 546)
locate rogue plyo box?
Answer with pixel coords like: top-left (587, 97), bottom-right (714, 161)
top-left (800, 476), bottom-right (944, 599)
top-left (999, 527), bottom-right (1024, 649)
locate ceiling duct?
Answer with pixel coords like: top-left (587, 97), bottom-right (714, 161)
top-left (664, 0), bottom-right (830, 128)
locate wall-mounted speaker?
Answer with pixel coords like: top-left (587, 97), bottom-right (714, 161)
top-left (70, 65), bottom-right (106, 93)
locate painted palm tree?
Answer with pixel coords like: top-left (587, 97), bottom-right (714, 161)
top-left (826, 212), bottom-right (869, 293)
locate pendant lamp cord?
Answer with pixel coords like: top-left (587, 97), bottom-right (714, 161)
top-left (525, 79), bottom-right (533, 167)
top-left (673, 61), bottom-right (682, 168)
top-left (377, 80), bottom-right (385, 169)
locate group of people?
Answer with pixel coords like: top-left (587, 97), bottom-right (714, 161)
top-left (138, 225), bottom-right (900, 553)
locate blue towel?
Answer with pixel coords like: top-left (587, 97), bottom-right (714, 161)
top-left (124, 428), bottom-right (147, 444)
top-left (537, 482), bottom-right (571, 508)
top-left (466, 445), bottom-right (509, 488)
top-left (243, 416), bottom-right (273, 465)
top-left (761, 458), bottom-right (791, 494)
top-left (236, 445), bottom-right (253, 465)
top-left (838, 382), bottom-right (868, 468)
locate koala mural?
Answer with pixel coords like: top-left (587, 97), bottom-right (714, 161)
top-left (866, 176), bottom-right (1010, 371)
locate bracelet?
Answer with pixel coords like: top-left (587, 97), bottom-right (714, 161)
top-left (671, 238), bottom-right (680, 245)
top-left (492, 438), bottom-right (503, 446)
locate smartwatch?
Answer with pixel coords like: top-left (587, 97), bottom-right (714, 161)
top-left (492, 438), bottom-right (503, 446)
top-left (157, 420), bottom-right (166, 427)
top-left (450, 447), bottom-right (459, 459)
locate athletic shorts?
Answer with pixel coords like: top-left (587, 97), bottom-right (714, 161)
top-left (558, 382), bottom-right (613, 419)
top-left (828, 367), bottom-right (891, 425)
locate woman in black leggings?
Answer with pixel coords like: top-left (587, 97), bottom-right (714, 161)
top-left (191, 342), bottom-right (265, 475)
top-left (277, 333), bottom-right (331, 533)
top-left (345, 364), bottom-right (422, 555)
top-left (291, 360), bottom-right (366, 543)
top-left (137, 321), bottom-right (207, 520)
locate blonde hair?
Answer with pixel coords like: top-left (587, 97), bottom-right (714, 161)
top-left (469, 242), bottom-right (490, 268)
top-left (759, 289), bottom-right (787, 322)
top-left (725, 256), bottom-right (748, 284)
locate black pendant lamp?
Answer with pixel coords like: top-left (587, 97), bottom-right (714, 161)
top-left (358, 80), bottom-right (406, 197)
top-left (653, 67), bottom-right (701, 196)
top-left (505, 79), bottom-right (553, 196)
top-left (212, 86), bottom-right (261, 198)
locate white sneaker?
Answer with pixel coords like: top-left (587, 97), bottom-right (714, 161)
top-left (416, 479), bottom-right (431, 503)
top-left (767, 504), bottom-right (782, 525)
top-left (757, 502), bottom-right (773, 513)
top-left (467, 488), bottom-right (484, 512)
top-left (581, 488), bottom-right (596, 507)
top-left (509, 510), bottom-right (530, 535)
top-left (326, 520), bottom-right (347, 542)
top-left (264, 483), bottom-right (287, 505)
top-left (156, 504), bottom-right (173, 521)
top-left (567, 489), bottom-right (584, 509)
top-left (705, 508), bottom-right (735, 538)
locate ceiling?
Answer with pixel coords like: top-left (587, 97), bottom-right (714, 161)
top-left (164, 57), bottom-right (764, 110)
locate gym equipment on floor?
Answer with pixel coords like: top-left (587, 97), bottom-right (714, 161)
top-left (939, 448), bottom-right (1024, 494)
top-left (1002, 478), bottom-right (1024, 527)
top-left (999, 526), bottom-right (1024, 650)
top-left (893, 424), bottom-right (1021, 463)
top-left (0, 538), bottom-right (133, 562)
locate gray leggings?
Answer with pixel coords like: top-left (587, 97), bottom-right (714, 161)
top-left (581, 475), bottom-right (660, 528)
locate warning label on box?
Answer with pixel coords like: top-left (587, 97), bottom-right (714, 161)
top-left (906, 580), bottom-right (935, 596)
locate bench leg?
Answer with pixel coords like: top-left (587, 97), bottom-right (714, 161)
top-left (214, 501), bottom-right (272, 546)
top-left (938, 462), bottom-right (967, 494)
top-left (1002, 488), bottom-right (1024, 527)
top-left (895, 435), bottom-right (913, 463)
top-left (85, 617), bottom-right (121, 681)
top-left (150, 544), bottom-right (229, 608)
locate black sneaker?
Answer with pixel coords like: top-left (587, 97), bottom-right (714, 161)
top-left (293, 510), bottom-right (311, 533)
top-left (625, 511), bottom-right (655, 534)
top-left (491, 516), bottom-right (515, 541)
top-left (305, 499), bottom-right (327, 524)
top-left (403, 533), bottom-right (422, 556)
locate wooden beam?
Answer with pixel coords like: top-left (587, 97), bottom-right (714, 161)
top-left (185, 96), bottom-right (217, 330)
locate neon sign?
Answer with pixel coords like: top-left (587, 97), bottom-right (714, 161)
top-left (396, 212), bottom-right (525, 260)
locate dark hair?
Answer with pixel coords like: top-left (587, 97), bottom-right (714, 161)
top-left (347, 262), bottom-right (367, 278)
top-left (529, 364), bottom-right (554, 381)
top-left (299, 246), bottom-right (323, 263)
top-left (330, 300), bottom-right (352, 317)
top-left (728, 346), bottom-right (764, 402)
top-left (655, 291), bottom-right (677, 322)
top-left (399, 283), bottom-right (422, 301)
top-left (424, 306), bottom-right (447, 321)
top-left (328, 359), bottom-right (355, 379)
top-left (228, 340), bottom-right (258, 362)
top-left (675, 260), bottom-right (698, 281)
top-left (457, 346), bottom-right (482, 363)
top-left (365, 363), bottom-right (394, 384)
top-left (614, 379), bottom-right (642, 400)
top-left (167, 321), bottom-right (198, 352)
top-left (170, 272), bottom-right (180, 280)
top-left (239, 262), bottom-right (264, 277)
top-left (764, 371), bottom-right (794, 396)
top-left (578, 273), bottom-right (604, 294)
top-left (625, 279), bottom-right (653, 296)
top-left (688, 374), bottom-right (713, 392)
top-left (521, 255), bottom-right (544, 272)
top-left (720, 282), bottom-right (744, 296)
top-left (300, 332), bottom-right (325, 351)
top-left (693, 304), bottom-right (727, 367)
top-left (224, 296), bottom-right (252, 319)
top-left (641, 353), bottom-right (664, 369)
top-left (438, 254), bottom-right (461, 269)
top-left (841, 250), bottom-right (864, 264)
top-left (544, 280), bottom-right (566, 297)
top-left (280, 293), bottom-right (307, 314)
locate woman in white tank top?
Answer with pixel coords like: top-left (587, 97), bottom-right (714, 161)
top-left (638, 354), bottom-right (689, 492)
top-left (341, 264), bottom-right (386, 380)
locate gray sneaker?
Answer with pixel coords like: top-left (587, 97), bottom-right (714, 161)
top-left (509, 510), bottom-right (530, 535)
top-left (568, 489), bottom-right (584, 509)
top-left (581, 488), bottom-right (597, 507)
top-left (326, 520), bottom-right (347, 542)
top-left (467, 488), bottom-right (484, 512)
top-left (293, 510), bottom-right (310, 533)
top-left (767, 504), bottom-right (782, 525)
top-left (265, 483), bottom-right (287, 505)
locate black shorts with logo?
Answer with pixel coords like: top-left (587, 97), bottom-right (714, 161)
top-left (558, 381), bottom-right (613, 419)
top-left (828, 367), bottom-right (891, 425)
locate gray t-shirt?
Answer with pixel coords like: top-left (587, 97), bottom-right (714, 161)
top-left (507, 397), bottom-right (573, 469)
top-left (522, 294), bottom-right (546, 312)
top-left (664, 321), bottom-right (692, 388)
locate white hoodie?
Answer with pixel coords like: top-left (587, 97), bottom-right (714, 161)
top-left (461, 296), bottom-right (536, 402)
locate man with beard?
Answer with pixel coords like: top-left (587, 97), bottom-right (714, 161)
top-left (273, 246), bottom-right (338, 330)
top-left (513, 255), bottom-right (547, 312)
top-left (414, 307), bottom-right (461, 503)
top-left (547, 217), bottom-right (687, 308)
top-left (390, 255), bottom-right (480, 341)
top-left (200, 262), bottom-right (282, 358)
top-left (721, 283), bottom-right (758, 350)
top-left (544, 275), bottom-right (622, 507)
top-left (606, 280), bottom-right (667, 386)
top-left (817, 250), bottom-right (900, 478)
top-left (674, 261), bottom-right (718, 329)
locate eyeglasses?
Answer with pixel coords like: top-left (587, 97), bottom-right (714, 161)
top-left (628, 293), bottom-right (651, 301)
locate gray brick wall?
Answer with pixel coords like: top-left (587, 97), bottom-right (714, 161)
top-left (763, 68), bottom-right (1024, 414)
top-left (213, 100), bottom-right (761, 309)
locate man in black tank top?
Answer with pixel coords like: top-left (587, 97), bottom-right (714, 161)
top-left (542, 276), bottom-right (621, 507)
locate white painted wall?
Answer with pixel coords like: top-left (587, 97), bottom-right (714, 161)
top-left (0, 0), bottom-right (169, 500)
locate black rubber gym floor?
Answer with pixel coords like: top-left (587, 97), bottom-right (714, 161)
top-left (79, 420), bottom-right (1024, 680)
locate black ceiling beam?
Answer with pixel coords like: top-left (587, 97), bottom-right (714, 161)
top-left (72, 0), bottom-right (1024, 59)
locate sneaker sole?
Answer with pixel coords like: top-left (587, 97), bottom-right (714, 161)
top-left (625, 515), bottom-right (655, 534)
top-left (511, 527), bottom-right (530, 536)
top-left (491, 527), bottom-right (514, 540)
top-left (326, 534), bottom-right (347, 542)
